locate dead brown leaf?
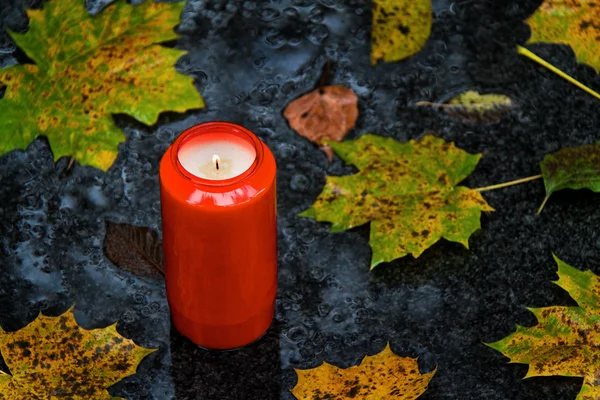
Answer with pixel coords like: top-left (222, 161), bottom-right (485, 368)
top-left (284, 86), bottom-right (358, 147)
top-left (103, 220), bottom-right (164, 279)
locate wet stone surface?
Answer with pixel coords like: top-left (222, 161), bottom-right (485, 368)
top-left (1, 0), bottom-right (600, 399)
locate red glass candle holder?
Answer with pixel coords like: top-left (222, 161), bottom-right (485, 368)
top-left (159, 122), bottom-right (277, 350)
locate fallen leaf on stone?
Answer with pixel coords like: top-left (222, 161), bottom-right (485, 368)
top-left (371, 0), bottom-right (432, 64)
top-left (526, 0), bottom-right (600, 73)
top-left (416, 91), bottom-right (514, 123)
top-left (284, 86), bottom-right (358, 148)
top-left (487, 255), bottom-right (600, 400)
top-left (0, 306), bottom-right (155, 399)
top-left (291, 343), bottom-right (435, 400)
top-left (0, 0), bottom-right (203, 170)
top-left (103, 220), bottom-right (164, 279)
top-left (538, 143), bottom-right (600, 214)
top-left (300, 134), bottom-right (493, 269)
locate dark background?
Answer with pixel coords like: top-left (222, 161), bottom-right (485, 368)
top-left (1, 0), bottom-right (600, 398)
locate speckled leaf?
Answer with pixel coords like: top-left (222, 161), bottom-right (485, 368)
top-left (300, 134), bottom-right (493, 269)
top-left (417, 91), bottom-right (514, 123)
top-left (538, 143), bottom-right (600, 214)
top-left (486, 255), bottom-right (600, 400)
top-left (371, 0), bottom-right (432, 64)
top-left (0, 307), bottom-right (155, 399)
top-left (0, 0), bottom-right (203, 171)
top-left (526, 0), bottom-right (600, 73)
top-left (291, 343), bottom-right (435, 399)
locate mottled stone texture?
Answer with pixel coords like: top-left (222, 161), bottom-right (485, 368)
top-left (2, 0), bottom-right (600, 399)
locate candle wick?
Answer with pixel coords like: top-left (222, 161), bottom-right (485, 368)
top-left (216, 160), bottom-right (219, 170)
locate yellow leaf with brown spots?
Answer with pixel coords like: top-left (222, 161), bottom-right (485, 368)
top-left (416, 91), bottom-right (514, 123)
top-left (0, 307), bottom-right (155, 399)
top-left (526, 0), bottom-right (600, 73)
top-left (487, 255), bottom-right (600, 400)
top-left (300, 134), bottom-right (493, 269)
top-left (0, 0), bottom-right (203, 170)
top-left (371, 0), bottom-right (432, 64)
top-left (291, 343), bottom-right (435, 399)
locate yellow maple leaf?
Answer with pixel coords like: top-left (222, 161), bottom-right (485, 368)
top-left (291, 343), bottom-right (436, 399)
top-left (0, 307), bottom-right (155, 399)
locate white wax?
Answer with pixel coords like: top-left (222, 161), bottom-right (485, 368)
top-left (178, 132), bottom-right (257, 180)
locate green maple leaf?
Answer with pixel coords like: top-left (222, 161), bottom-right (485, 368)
top-left (487, 255), bottom-right (600, 400)
top-left (0, 307), bottom-right (155, 399)
top-left (300, 134), bottom-right (493, 269)
top-left (0, 0), bottom-right (203, 170)
top-left (538, 143), bottom-right (600, 214)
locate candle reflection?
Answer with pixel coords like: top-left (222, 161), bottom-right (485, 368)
top-left (187, 185), bottom-right (261, 206)
top-left (170, 321), bottom-right (281, 398)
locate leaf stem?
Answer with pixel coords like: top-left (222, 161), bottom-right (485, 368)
top-left (537, 195), bottom-right (550, 216)
top-left (415, 101), bottom-right (456, 108)
top-left (517, 45), bottom-right (600, 101)
top-left (318, 60), bottom-right (332, 90)
top-left (474, 174), bottom-right (543, 192)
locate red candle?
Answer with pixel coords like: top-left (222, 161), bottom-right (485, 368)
top-left (159, 122), bottom-right (277, 349)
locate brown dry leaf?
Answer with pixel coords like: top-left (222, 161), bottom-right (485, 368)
top-left (291, 343), bottom-right (436, 399)
top-left (284, 86), bottom-right (358, 148)
top-left (103, 220), bottom-right (164, 279)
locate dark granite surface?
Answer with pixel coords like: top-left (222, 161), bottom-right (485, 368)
top-left (2, 0), bottom-right (600, 398)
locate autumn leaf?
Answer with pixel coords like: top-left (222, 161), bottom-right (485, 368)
top-left (537, 143), bottom-right (600, 214)
top-left (291, 343), bottom-right (435, 400)
top-left (371, 0), bottom-right (432, 64)
top-left (103, 220), bottom-right (164, 279)
top-left (0, 306), bottom-right (155, 399)
top-left (0, 0), bottom-right (203, 171)
top-left (486, 255), bottom-right (600, 400)
top-left (300, 134), bottom-right (493, 269)
top-left (416, 91), bottom-right (514, 123)
top-left (526, 0), bottom-right (600, 73)
top-left (284, 86), bottom-right (358, 160)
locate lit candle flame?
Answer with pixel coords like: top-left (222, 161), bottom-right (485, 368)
top-left (213, 154), bottom-right (220, 170)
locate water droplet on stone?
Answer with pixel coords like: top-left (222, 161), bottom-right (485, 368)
top-left (290, 174), bottom-right (310, 192)
top-left (286, 326), bottom-right (308, 342)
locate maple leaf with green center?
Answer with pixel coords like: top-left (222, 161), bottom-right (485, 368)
top-left (487, 255), bottom-right (600, 400)
top-left (300, 134), bottom-right (493, 269)
top-left (526, 0), bottom-right (600, 73)
top-left (0, 0), bottom-right (203, 170)
top-left (0, 307), bottom-right (155, 399)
